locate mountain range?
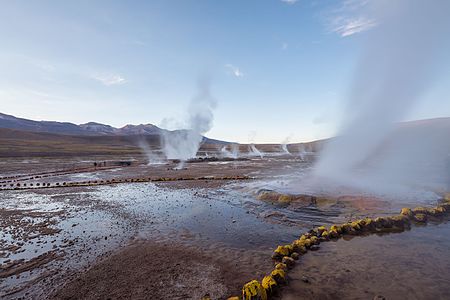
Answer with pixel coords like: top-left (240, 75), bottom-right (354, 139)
top-left (0, 112), bottom-right (163, 136)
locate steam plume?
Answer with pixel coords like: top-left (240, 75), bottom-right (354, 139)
top-left (138, 140), bottom-right (164, 165)
top-left (221, 143), bottom-right (240, 159)
top-left (161, 77), bottom-right (217, 167)
top-left (315, 0), bottom-right (450, 199)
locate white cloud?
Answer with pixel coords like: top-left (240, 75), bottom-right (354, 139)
top-left (225, 64), bottom-right (244, 78)
top-left (91, 73), bottom-right (127, 86)
top-left (332, 16), bottom-right (377, 37)
top-left (325, 0), bottom-right (377, 37)
top-left (281, 0), bottom-right (298, 4)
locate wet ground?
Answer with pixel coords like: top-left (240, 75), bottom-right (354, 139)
top-left (281, 222), bottom-right (450, 300)
top-left (0, 155), bottom-right (449, 299)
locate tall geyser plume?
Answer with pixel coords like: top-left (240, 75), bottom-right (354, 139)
top-left (161, 77), bottom-right (217, 167)
top-left (315, 0), bottom-right (450, 199)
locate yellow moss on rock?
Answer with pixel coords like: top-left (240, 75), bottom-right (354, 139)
top-left (414, 213), bottom-right (427, 223)
top-left (292, 240), bottom-right (307, 254)
top-left (242, 280), bottom-right (267, 300)
top-left (350, 221), bottom-right (361, 231)
top-left (321, 230), bottom-right (329, 240)
top-left (329, 229), bottom-right (340, 238)
top-left (272, 245), bottom-right (292, 259)
top-left (317, 226), bottom-right (327, 234)
top-left (262, 275), bottom-right (277, 295)
top-left (426, 208), bottom-right (441, 217)
top-left (271, 269), bottom-right (286, 284)
top-left (401, 207), bottom-right (413, 217)
top-left (330, 224), bottom-right (342, 234)
top-left (278, 194), bottom-right (294, 205)
top-left (275, 263), bottom-right (287, 270)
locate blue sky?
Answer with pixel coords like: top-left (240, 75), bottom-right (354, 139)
top-left (0, 0), bottom-right (449, 143)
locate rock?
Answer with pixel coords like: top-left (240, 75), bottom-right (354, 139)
top-left (414, 213), bottom-right (427, 223)
top-left (330, 224), bottom-right (342, 234)
top-left (282, 256), bottom-right (295, 268)
top-left (317, 226), bottom-right (327, 234)
top-left (310, 245), bottom-right (320, 251)
top-left (426, 208), bottom-right (442, 217)
top-left (301, 275), bottom-right (310, 283)
top-left (275, 263), bottom-right (287, 270)
top-left (373, 295), bottom-right (386, 300)
top-left (290, 252), bottom-right (300, 260)
top-left (350, 221), bottom-right (361, 231)
top-left (320, 230), bottom-right (330, 240)
top-left (310, 236), bottom-right (320, 245)
top-left (390, 215), bottom-right (409, 228)
top-left (400, 207), bottom-right (413, 217)
top-left (242, 280), bottom-right (267, 300)
top-left (271, 269), bottom-right (287, 284)
top-left (261, 275), bottom-right (277, 295)
top-left (413, 206), bottom-right (428, 214)
top-left (272, 245), bottom-right (293, 259)
top-left (329, 229), bottom-right (340, 238)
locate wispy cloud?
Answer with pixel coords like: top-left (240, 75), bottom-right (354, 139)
top-left (331, 16), bottom-right (377, 37)
top-left (225, 64), bottom-right (244, 78)
top-left (325, 0), bottom-right (377, 37)
top-left (91, 73), bottom-right (127, 86)
top-left (281, 42), bottom-right (288, 50)
top-left (280, 0), bottom-right (298, 4)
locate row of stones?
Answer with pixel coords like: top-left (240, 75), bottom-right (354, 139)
top-left (220, 194), bottom-right (450, 300)
top-left (0, 166), bottom-right (116, 184)
top-left (0, 175), bottom-right (252, 191)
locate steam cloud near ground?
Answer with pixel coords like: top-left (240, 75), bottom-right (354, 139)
top-left (157, 77), bottom-right (217, 167)
top-left (314, 0), bottom-right (450, 200)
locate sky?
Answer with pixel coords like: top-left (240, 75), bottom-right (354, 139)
top-left (0, 0), bottom-right (449, 143)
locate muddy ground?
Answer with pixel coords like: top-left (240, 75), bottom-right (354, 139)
top-left (1, 154), bottom-right (449, 299)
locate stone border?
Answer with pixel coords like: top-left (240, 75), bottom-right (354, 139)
top-left (219, 194), bottom-right (450, 300)
top-left (0, 175), bottom-right (253, 191)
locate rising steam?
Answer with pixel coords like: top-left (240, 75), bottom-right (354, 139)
top-left (161, 77), bottom-right (217, 167)
top-left (221, 143), bottom-right (240, 159)
top-left (315, 0), bottom-right (450, 199)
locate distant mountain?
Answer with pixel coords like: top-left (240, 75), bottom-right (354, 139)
top-left (0, 112), bottom-right (165, 136)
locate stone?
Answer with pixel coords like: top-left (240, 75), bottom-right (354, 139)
top-left (282, 256), bottom-right (295, 268)
top-left (271, 269), bottom-right (287, 284)
top-left (414, 213), bottom-right (427, 223)
top-left (400, 207), bottom-right (413, 217)
top-left (291, 252), bottom-right (300, 260)
top-left (261, 275), bottom-right (277, 295)
top-left (242, 280), bottom-right (267, 300)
